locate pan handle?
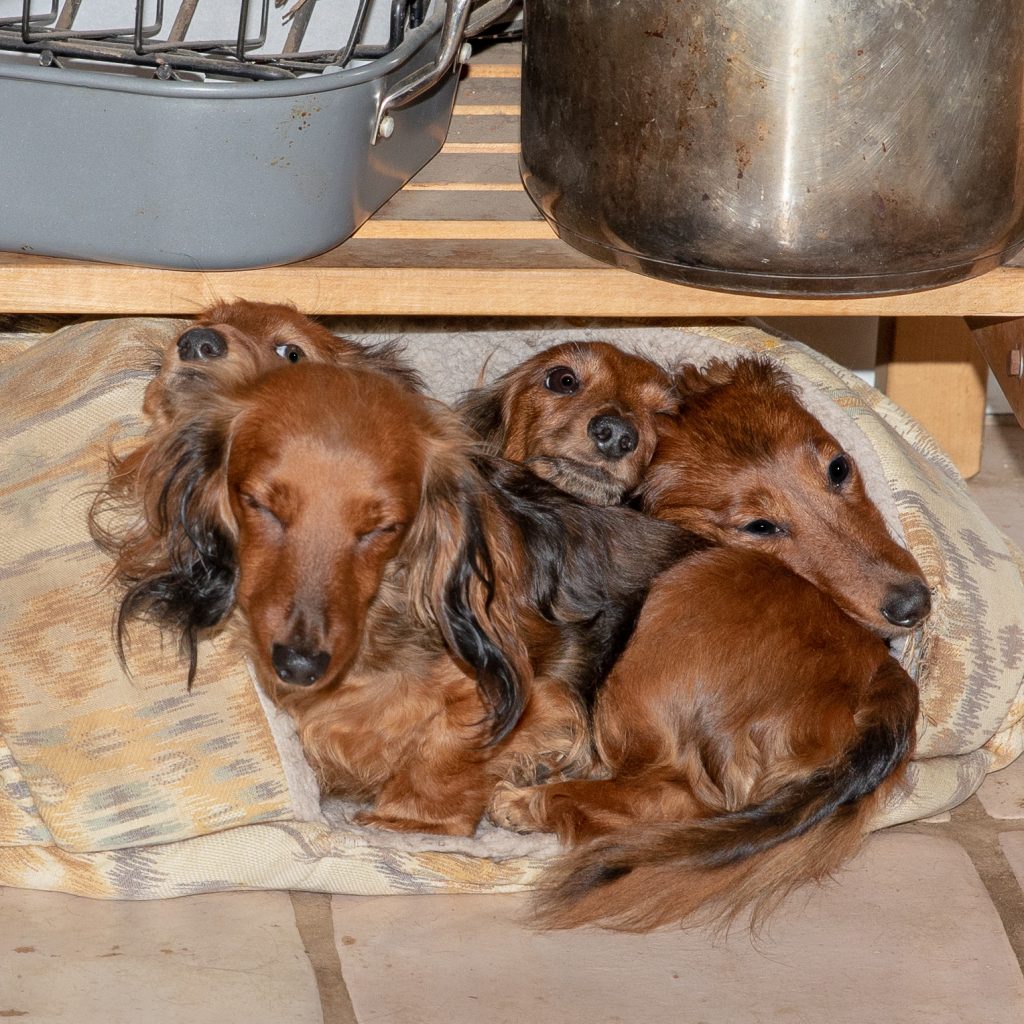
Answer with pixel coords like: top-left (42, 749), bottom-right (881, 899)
top-left (372, 0), bottom-right (517, 143)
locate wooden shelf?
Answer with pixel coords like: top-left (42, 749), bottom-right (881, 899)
top-left (4, 257), bottom-right (1024, 318)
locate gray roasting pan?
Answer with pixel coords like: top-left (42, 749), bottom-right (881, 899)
top-left (0, 3), bottom-right (470, 269)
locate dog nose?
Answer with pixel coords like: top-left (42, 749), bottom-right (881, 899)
top-left (588, 415), bottom-right (639, 460)
top-left (880, 579), bottom-right (931, 628)
top-left (177, 327), bottom-right (227, 362)
top-left (271, 643), bottom-right (330, 686)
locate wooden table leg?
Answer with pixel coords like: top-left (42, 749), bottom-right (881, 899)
top-left (876, 317), bottom-right (988, 479)
top-left (965, 317), bottom-right (1024, 428)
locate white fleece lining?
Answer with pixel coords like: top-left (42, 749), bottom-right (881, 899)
top-left (246, 656), bottom-right (325, 824)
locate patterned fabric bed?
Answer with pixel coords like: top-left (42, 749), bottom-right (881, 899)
top-left (1, 317), bottom-right (1021, 899)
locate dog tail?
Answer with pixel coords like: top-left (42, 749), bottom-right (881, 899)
top-left (534, 656), bottom-right (918, 932)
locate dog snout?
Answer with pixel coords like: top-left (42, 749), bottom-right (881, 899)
top-left (271, 643), bottom-right (331, 686)
top-left (880, 578), bottom-right (931, 629)
top-left (177, 327), bottom-right (227, 362)
top-left (588, 415), bottom-right (639, 460)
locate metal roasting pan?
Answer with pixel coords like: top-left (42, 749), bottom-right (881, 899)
top-left (0, 0), bottom-right (513, 269)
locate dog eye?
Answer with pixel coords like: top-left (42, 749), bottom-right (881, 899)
top-left (357, 522), bottom-right (404, 544)
top-left (241, 493), bottom-right (283, 527)
top-left (828, 454), bottom-right (851, 488)
top-left (274, 343), bottom-right (305, 364)
top-left (544, 366), bottom-right (580, 395)
top-left (742, 519), bottom-right (781, 536)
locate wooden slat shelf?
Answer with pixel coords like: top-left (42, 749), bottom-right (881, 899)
top-left (5, 258), bottom-right (1024, 318)
top-left (3, 41), bottom-right (1024, 318)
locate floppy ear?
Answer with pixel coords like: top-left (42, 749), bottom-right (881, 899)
top-left (673, 357), bottom-right (795, 404)
top-left (356, 338), bottom-right (426, 393)
top-left (456, 378), bottom-right (510, 453)
top-left (90, 413), bottom-right (238, 686)
top-left (672, 358), bottom-right (739, 400)
top-left (402, 436), bottom-right (531, 743)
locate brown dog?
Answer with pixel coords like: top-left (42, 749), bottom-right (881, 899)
top-left (486, 349), bottom-right (927, 930)
top-left (143, 299), bottom-right (419, 427)
top-left (642, 358), bottom-right (931, 634)
top-left (459, 341), bottom-right (675, 505)
top-left (91, 310), bottom-right (695, 837)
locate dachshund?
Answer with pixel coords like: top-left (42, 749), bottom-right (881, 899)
top-left (142, 298), bottom-right (420, 429)
top-left (97, 299), bottom-right (421, 684)
top-left (641, 358), bottom-right (931, 634)
top-left (486, 350), bottom-right (927, 931)
top-left (91, 315), bottom-right (697, 837)
top-left (458, 341), bottom-right (676, 505)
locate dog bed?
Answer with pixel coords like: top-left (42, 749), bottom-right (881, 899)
top-left (1, 317), bottom-right (1021, 899)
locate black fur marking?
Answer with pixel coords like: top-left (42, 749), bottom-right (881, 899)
top-left (559, 859), bottom-right (633, 902)
top-left (429, 453), bottom-right (707, 745)
top-left (116, 525), bottom-right (237, 688)
top-left (358, 338), bottom-right (427, 394)
top-left (684, 716), bottom-right (913, 872)
top-left (479, 457), bottom-right (707, 707)
top-left (455, 383), bottom-right (507, 452)
top-left (441, 492), bottom-right (525, 744)
top-left (114, 422), bottom-right (238, 688)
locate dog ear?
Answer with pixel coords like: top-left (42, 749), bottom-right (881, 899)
top-left (403, 435), bottom-right (530, 742)
top-left (456, 379), bottom-right (510, 453)
top-left (672, 358), bottom-right (739, 400)
top-left (91, 414), bottom-right (238, 687)
top-left (355, 339), bottom-right (426, 393)
top-left (674, 357), bottom-right (796, 405)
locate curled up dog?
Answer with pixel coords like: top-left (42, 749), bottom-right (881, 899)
top-left (472, 345), bottom-right (929, 930)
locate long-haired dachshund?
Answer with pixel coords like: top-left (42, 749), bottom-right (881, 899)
top-left (486, 349), bottom-right (928, 931)
top-left (142, 298), bottom-right (420, 429)
top-left (459, 341), bottom-right (675, 505)
top-left (642, 358), bottom-right (931, 634)
top-left (91, 308), bottom-right (695, 836)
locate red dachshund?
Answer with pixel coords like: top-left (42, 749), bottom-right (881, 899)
top-left (142, 299), bottom-right (419, 429)
top-left (483, 350), bottom-right (927, 930)
top-left (642, 358), bottom-right (931, 634)
top-left (91, 308), bottom-right (695, 836)
top-left (459, 341), bottom-right (675, 505)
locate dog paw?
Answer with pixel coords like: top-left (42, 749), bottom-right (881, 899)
top-left (487, 782), bottom-right (550, 834)
top-left (506, 746), bottom-right (593, 788)
top-left (506, 752), bottom-right (558, 788)
top-left (353, 809), bottom-right (398, 830)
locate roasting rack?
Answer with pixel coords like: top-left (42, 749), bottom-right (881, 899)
top-left (0, 0), bottom-right (432, 81)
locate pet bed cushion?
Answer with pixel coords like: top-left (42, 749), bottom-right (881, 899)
top-left (0, 317), bottom-right (1021, 899)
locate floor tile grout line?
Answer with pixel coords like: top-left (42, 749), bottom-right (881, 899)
top-left (290, 891), bottom-right (360, 1024)
top-left (898, 797), bottom-right (1024, 970)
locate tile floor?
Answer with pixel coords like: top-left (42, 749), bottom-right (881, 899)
top-left (2, 417), bottom-right (1022, 1024)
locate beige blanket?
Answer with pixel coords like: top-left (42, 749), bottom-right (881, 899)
top-left (1, 317), bottom-right (1020, 899)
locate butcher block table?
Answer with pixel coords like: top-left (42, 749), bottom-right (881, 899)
top-left (1, 41), bottom-right (1021, 476)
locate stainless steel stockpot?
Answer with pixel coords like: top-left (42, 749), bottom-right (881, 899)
top-left (520, 0), bottom-right (1024, 295)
